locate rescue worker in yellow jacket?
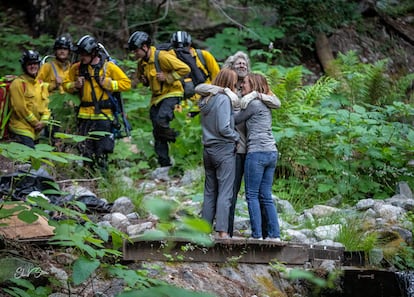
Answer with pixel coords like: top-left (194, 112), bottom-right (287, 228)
top-left (37, 35), bottom-right (73, 93)
top-left (64, 35), bottom-right (131, 171)
top-left (37, 35), bottom-right (73, 145)
top-left (128, 31), bottom-right (190, 181)
top-left (170, 31), bottom-right (220, 117)
top-left (9, 50), bottom-right (51, 148)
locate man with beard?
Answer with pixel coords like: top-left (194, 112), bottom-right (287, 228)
top-left (222, 51), bottom-right (250, 97)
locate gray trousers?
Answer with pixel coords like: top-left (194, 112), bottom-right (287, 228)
top-left (202, 143), bottom-right (236, 232)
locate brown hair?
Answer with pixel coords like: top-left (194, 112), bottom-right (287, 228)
top-left (212, 68), bottom-right (238, 91)
top-left (245, 73), bottom-right (271, 94)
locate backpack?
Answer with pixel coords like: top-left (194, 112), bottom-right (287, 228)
top-left (154, 43), bottom-right (208, 99)
top-left (79, 59), bottom-right (132, 138)
top-left (0, 75), bottom-right (21, 140)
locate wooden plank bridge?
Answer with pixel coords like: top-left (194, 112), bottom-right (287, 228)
top-left (123, 237), bottom-right (354, 267)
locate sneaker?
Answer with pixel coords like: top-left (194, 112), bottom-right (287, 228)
top-left (265, 237), bottom-right (281, 242)
top-left (248, 237), bottom-right (263, 240)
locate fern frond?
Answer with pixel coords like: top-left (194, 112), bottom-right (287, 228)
top-left (362, 59), bottom-right (390, 105)
top-left (300, 76), bottom-right (339, 105)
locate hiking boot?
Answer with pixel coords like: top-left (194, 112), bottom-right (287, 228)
top-left (151, 166), bottom-right (171, 181)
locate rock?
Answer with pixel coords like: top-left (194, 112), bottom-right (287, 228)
top-left (396, 181), bottom-right (413, 198)
top-left (111, 196), bottom-right (135, 215)
top-left (356, 198), bottom-right (375, 211)
top-left (277, 199), bottom-right (297, 216)
top-left (126, 221), bottom-right (154, 236)
top-left (314, 224), bottom-right (341, 241)
top-left (305, 205), bottom-right (339, 218)
top-left (376, 204), bottom-right (404, 223)
top-left (110, 212), bottom-right (130, 231)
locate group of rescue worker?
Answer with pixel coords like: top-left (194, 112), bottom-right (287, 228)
top-left (7, 30), bottom-right (283, 241)
top-left (7, 31), bottom-right (220, 178)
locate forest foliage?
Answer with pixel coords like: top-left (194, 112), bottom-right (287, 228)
top-left (0, 0), bottom-right (414, 296)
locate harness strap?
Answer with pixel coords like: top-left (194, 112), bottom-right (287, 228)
top-left (195, 49), bottom-right (209, 78)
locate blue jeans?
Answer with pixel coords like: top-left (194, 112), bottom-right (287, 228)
top-left (244, 151), bottom-right (280, 238)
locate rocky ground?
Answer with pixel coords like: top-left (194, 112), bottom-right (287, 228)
top-left (1, 9), bottom-right (414, 296)
top-left (0, 152), bottom-right (413, 297)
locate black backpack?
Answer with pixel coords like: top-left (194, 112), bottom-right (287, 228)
top-left (154, 43), bottom-right (208, 99)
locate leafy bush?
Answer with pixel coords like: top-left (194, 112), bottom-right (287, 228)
top-left (267, 52), bottom-right (414, 206)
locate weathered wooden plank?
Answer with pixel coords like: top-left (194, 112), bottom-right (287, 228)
top-left (122, 238), bottom-right (341, 265)
top-left (308, 245), bottom-right (345, 262)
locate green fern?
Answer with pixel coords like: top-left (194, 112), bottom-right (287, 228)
top-left (362, 59), bottom-right (390, 105)
top-left (300, 76), bottom-right (339, 105)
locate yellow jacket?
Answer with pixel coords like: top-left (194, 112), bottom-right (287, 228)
top-left (192, 47), bottom-right (220, 84)
top-left (183, 48), bottom-right (220, 111)
top-left (8, 74), bottom-right (51, 140)
top-left (37, 58), bottom-right (71, 93)
top-left (137, 46), bottom-right (190, 106)
top-left (63, 60), bottom-right (131, 120)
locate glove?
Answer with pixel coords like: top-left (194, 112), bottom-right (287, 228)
top-left (101, 77), bottom-right (113, 90)
top-left (240, 91), bottom-right (259, 109)
top-left (224, 87), bottom-right (240, 109)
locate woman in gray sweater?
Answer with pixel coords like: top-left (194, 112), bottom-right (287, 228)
top-left (197, 68), bottom-right (240, 239)
top-left (234, 73), bottom-right (281, 240)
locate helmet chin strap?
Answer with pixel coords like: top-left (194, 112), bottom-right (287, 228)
top-left (143, 47), bottom-right (150, 62)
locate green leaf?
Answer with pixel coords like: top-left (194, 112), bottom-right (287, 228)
top-left (317, 183), bottom-right (334, 193)
top-left (9, 278), bottom-right (36, 290)
top-left (17, 209), bottom-right (39, 224)
top-left (3, 287), bottom-right (31, 297)
top-left (144, 198), bottom-right (177, 221)
top-left (181, 217), bottom-right (212, 233)
top-left (107, 265), bottom-right (149, 288)
top-left (72, 256), bottom-right (100, 285)
top-left (137, 229), bottom-right (167, 241)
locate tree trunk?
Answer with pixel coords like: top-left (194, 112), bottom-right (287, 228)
top-left (315, 32), bottom-right (339, 77)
